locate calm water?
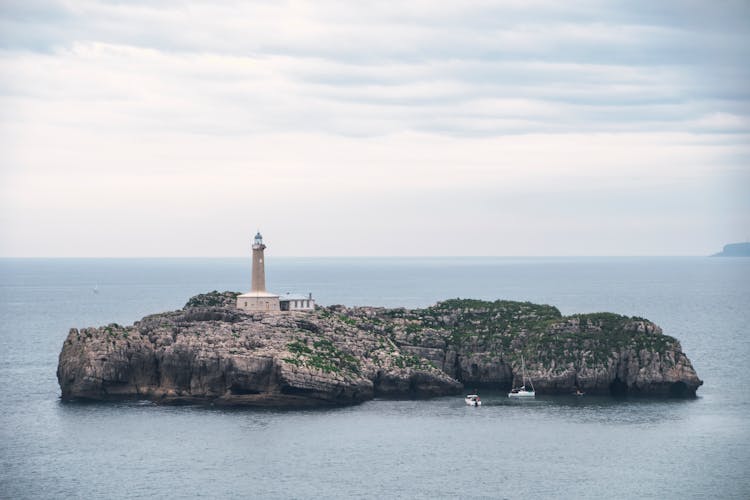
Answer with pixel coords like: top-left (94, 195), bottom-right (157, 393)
top-left (1, 257), bottom-right (748, 499)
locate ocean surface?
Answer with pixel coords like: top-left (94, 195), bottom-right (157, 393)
top-left (0, 257), bottom-right (748, 499)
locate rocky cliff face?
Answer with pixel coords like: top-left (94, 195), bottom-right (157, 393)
top-left (57, 292), bottom-right (702, 406)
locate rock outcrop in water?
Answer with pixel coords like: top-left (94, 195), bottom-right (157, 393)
top-left (58, 292), bottom-right (702, 406)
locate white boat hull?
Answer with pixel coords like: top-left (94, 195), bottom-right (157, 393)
top-left (464, 395), bottom-right (482, 406)
top-left (508, 390), bottom-right (535, 398)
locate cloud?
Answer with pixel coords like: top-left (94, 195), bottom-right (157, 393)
top-left (1, 1), bottom-right (749, 136)
top-left (0, 0), bottom-right (748, 256)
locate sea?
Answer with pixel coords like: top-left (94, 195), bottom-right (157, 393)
top-left (0, 257), bottom-right (748, 499)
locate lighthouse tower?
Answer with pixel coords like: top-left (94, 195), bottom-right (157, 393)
top-left (251, 232), bottom-right (268, 293)
top-left (236, 232), bottom-right (280, 312)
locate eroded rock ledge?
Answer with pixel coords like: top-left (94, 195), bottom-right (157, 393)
top-left (57, 291), bottom-right (702, 406)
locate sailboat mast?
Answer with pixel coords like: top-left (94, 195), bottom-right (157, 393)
top-left (521, 355), bottom-right (535, 391)
top-left (526, 356), bottom-right (535, 391)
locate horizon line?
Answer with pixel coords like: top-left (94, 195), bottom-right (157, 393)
top-left (0, 254), bottom-right (728, 259)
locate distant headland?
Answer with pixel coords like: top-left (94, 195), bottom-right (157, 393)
top-left (711, 242), bottom-right (750, 257)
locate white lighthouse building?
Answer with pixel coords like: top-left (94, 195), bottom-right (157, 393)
top-left (236, 232), bottom-right (315, 313)
top-left (236, 232), bottom-right (281, 312)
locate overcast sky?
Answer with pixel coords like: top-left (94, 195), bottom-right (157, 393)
top-left (1, 1), bottom-right (748, 257)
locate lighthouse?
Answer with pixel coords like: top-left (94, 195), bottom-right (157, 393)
top-left (251, 232), bottom-right (268, 293)
top-left (236, 232), bottom-right (280, 312)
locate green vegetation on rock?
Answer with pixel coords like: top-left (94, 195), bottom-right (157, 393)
top-left (184, 290), bottom-right (240, 308)
top-left (284, 338), bottom-right (361, 375)
top-left (421, 298), bottom-right (562, 349)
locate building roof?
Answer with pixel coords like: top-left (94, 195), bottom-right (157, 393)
top-left (279, 293), bottom-right (313, 301)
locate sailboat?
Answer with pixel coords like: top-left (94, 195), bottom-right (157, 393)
top-left (508, 355), bottom-right (535, 398)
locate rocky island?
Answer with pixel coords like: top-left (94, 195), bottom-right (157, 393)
top-left (57, 291), bottom-right (703, 406)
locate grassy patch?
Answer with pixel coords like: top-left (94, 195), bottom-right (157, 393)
top-left (184, 291), bottom-right (240, 308)
top-left (338, 315), bottom-right (358, 326)
top-left (284, 338), bottom-right (360, 375)
top-left (419, 299), bottom-right (561, 348)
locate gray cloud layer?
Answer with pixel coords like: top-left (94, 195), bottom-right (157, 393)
top-left (2, 0), bottom-right (748, 136)
top-left (0, 1), bottom-right (748, 256)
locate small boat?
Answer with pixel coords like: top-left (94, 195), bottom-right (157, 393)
top-left (508, 355), bottom-right (535, 398)
top-left (573, 389), bottom-right (585, 397)
top-left (508, 386), bottom-right (535, 398)
top-left (465, 394), bottom-right (482, 406)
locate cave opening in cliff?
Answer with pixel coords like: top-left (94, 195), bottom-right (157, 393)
top-left (609, 377), bottom-right (628, 396)
top-left (669, 381), bottom-right (689, 397)
top-left (229, 385), bottom-right (261, 395)
top-left (281, 385), bottom-right (315, 395)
